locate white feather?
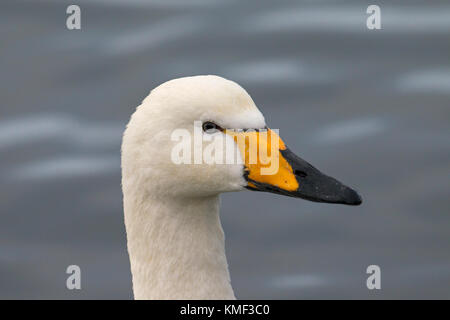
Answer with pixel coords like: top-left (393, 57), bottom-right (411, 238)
top-left (122, 75), bottom-right (266, 299)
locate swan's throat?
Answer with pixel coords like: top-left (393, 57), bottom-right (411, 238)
top-left (124, 194), bottom-right (235, 300)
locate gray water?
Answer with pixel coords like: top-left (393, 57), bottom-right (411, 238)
top-left (1, 0), bottom-right (449, 299)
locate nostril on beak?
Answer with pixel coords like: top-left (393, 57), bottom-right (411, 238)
top-left (294, 170), bottom-right (307, 178)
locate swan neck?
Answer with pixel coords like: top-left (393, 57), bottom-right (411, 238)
top-left (124, 194), bottom-right (235, 299)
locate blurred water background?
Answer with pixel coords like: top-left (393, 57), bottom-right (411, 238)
top-left (1, 0), bottom-right (449, 299)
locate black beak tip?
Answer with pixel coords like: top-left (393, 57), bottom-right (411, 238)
top-left (344, 188), bottom-right (362, 206)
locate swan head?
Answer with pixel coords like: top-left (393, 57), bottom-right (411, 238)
top-left (122, 75), bottom-right (361, 205)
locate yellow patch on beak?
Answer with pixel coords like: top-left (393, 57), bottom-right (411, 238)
top-left (225, 128), bottom-right (299, 191)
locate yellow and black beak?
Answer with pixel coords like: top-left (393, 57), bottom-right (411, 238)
top-left (227, 128), bottom-right (362, 206)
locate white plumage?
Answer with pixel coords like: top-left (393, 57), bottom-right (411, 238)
top-left (122, 75), bottom-right (264, 299)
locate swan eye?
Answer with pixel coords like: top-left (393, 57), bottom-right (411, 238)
top-left (202, 121), bottom-right (221, 133)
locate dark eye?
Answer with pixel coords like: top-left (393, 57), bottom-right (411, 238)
top-left (202, 121), bottom-right (222, 133)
